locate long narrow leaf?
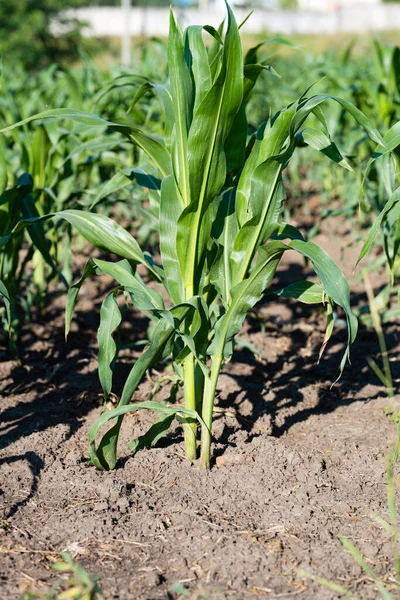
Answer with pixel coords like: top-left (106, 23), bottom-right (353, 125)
top-left (98, 289), bottom-right (122, 400)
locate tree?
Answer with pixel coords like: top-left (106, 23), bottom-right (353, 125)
top-left (0, 0), bottom-right (88, 71)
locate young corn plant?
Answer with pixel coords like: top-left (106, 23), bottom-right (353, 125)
top-left (1, 4), bottom-right (390, 469)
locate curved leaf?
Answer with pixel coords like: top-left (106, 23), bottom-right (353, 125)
top-left (90, 300), bottom-right (199, 470)
top-left (56, 209), bottom-right (147, 265)
top-left (274, 281), bottom-right (325, 304)
top-left (357, 186), bottom-right (400, 266)
top-left (288, 239), bottom-right (358, 376)
top-left (127, 413), bottom-right (175, 454)
top-left (89, 401), bottom-right (199, 470)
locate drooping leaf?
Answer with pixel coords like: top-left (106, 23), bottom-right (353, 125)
top-left (297, 127), bottom-right (353, 171)
top-left (89, 401), bottom-right (200, 470)
top-left (357, 186), bottom-right (400, 266)
top-left (92, 258), bottom-right (164, 311)
top-left (89, 300), bottom-right (200, 470)
top-left (288, 239), bottom-right (358, 376)
top-left (274, 281), bottom-right (325, 304)
top-left (128, 413), bottom-right (175, 454)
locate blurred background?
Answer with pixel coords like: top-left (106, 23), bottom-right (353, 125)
top-left (1, 0), bottom-right (400, 72)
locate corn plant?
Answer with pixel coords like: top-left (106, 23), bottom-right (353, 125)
top-left (1, 4), bottom-right (391, 469)
top-left (23, 552), bottom-right (104, 600)
top-left (0, 59), bottom-right (146, 350)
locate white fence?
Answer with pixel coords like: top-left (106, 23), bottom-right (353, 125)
top-left (64, 4), bottom-right (400, 36)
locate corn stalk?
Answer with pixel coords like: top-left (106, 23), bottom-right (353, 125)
top-left (1, 3), bottom-right (394, 469)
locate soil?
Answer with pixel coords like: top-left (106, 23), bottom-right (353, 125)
top-left (0, 214), bottom-right (399, 600)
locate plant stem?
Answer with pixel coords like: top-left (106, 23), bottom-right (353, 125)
top-left (182, 282), bottom-right (197, 460)
top-left (183, 355), bottom-right (197, 461)
top-left (363, 269), bottom-right (394, 399)
top-left (200, 355), bottom-right (222, 469)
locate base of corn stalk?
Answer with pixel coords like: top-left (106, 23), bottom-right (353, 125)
top-left (183, 355), bottom-right (197, 461)
top-left (200, 356), bottom-right (222, 469)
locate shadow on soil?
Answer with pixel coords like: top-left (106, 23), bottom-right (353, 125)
top-left (0, 287), bottom-right (148, 456)
top-left (213, 292), bottom-right (399, 457)
top-left (0, 452), bottom-right (44, 518)
top-left (0, 264), bottom-right (398, 468)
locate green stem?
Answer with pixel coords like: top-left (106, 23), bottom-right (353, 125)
top-left (183, 355), bottom-right (197, 461)
top-left (182, 282), bottom-right (197, 461)
top-left (363, 269), bottom-right (394, 399)
top-left (200, 355), bottom-right (222, 469)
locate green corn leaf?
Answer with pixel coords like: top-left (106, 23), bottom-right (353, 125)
top-left (360, 122), bottom-right (399, 200)
top-left (297, 127), bottom-right (353, 171)
top-left (292, 94), bottom-right (387, 148)
top-left (273, 222), bottom-right (305, 241)
top-left (89, 401), bottom-right (200, 470)
top-left (339, 537), bottom-right (393, 600)
top-left (92, 73), bottom-right (147, 106)
top-left (186, 25), bottom-right (212, 114)
top-left (90, 168), bottom-right (137, 209)
top-left (92, 258), bottom-right (164, 311)
top-left (31, 124), bottom-right (51, 191)
top-left (98, 289), bottom-right (122, 400)
top-left (297, 568), bottom-right (360, 599)
top-left (0, 108), bottom-right (114, 133)
top-left (211, 237), bottom-right (356, 375)
top-left (210, 188), bottom-right (238, 304)
top-left (358, 186), bottom-right (400, 266)
top-left (168, 10), bottom-right (192, 206)
top-left (230, 157), bottom-right (285, 285)
top-left (177, 3), bottom-right (243, 294)
top-left (383, 120), bottom-right (400, 152)
top-left (21, 195), bottom-right (68, 288)
top-left (128, 413), bottom-right (175, 454)
top-left (235, 105), bottom-right (295, 229)
top-left (161, 298), bottom-right (210, 375)
top-left (245, 37), bottom-right (301, 65)
top-left (65, 258), bottom-right (164, 341)
top-left (288, 239), bottom-right (358, 376)
top-left (0, 138), bottom-right (7, 195)
top-left (209, 241), bottom-right (286, 358)
top-left (126, 127), bottom-right (171, 178)
top-left (159, 175), bottom-right (185, 304)
top-left (126, 81), bottom-right (154, 115)
top-left (132, 168), bottom-right (161, 191)
top-left (0, 278), bottom-right (11, 332)
top-left (274, 281), bottom-right (325, 304)
top-left (90, 300), bottom-right (199, 470)
top-left (56, 209), bottom-right (147, 264)
top-left (0, 108), bottom-right (171, 178)
top-left (65, 259), bottom-right (97, 338)
top-left (151, 83), bottom-right (174, 152)
top-left (11, 210), bottom-right (154, 275)
top-left (225, 106), bottom-right (247, 176)
top-left (319, 300), bottom-right (335, 362)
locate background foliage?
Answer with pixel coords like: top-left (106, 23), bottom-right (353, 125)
top-left (0, 0), bottom-right (91, 70)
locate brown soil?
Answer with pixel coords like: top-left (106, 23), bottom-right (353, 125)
top-left (0, 216), bottom-right (399, 600)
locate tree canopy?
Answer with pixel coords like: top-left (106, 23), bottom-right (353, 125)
top-left (0, 0), bottom-right (88, 70)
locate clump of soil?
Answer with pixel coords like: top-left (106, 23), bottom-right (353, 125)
top-left (0, 219), bottom-right (399, 600)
